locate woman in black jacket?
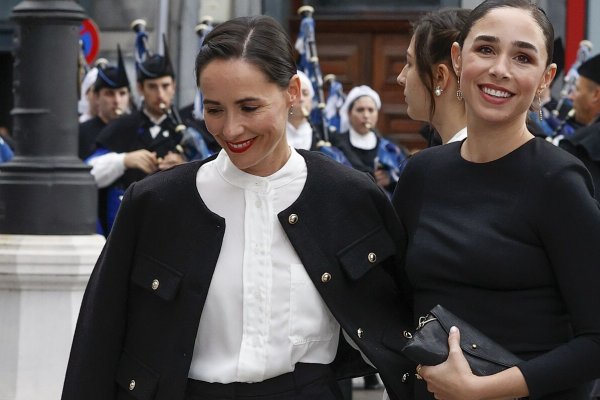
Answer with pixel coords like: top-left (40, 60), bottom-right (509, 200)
top-left (62, 15), bottom-right (415, 400)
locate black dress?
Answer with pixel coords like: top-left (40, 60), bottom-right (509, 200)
top-left (392, 138), bottom-right (600, 399)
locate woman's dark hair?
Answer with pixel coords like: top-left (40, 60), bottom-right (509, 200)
top-left (412, 8), bottom-right (470, 121)
top-left (195, 15), bottom-right (296, 89)
top-left (456, 0), bottom-right (554, 67)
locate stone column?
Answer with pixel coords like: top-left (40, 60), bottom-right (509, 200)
top-left (0, 1), bottom-right (105, 399)
top-left (0, 0), bottom-right (96, 234)
top-left (0, 235), bottom-right (104, 399)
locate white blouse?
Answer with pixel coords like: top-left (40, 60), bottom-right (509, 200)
top-left (189, 148), bottom-right (340, 383)
top-left (447, 127), bottom-right (467, 144)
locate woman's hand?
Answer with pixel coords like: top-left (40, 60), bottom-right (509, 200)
top-left (419, 326), bottom-right (482, 400)
top-left (158, 151), bottom-right (186, 170)
top-left (418, 327), bottom-right (528, 400)
top-left (374, 168), bottom-right (391, 188)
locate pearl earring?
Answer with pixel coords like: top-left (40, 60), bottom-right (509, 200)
top-left (434, 86), bottom-right (443, 97)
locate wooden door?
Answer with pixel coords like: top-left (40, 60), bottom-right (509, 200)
top-left (290, 4), bottom-right (428, 151)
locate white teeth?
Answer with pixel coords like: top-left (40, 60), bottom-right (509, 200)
top-left (230, 139), bottom-right (252, 149)
top-left (482, 86), bottom-right (511, 98)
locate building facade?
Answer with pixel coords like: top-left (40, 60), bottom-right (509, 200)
top-left (0, 0), bottom-right (593, 150)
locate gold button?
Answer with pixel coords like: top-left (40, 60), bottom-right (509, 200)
top-left (357, 328), bottom-right (363, 338)
top-left (151, 279), bottom-right (159, 290)
top-left (129, 379), bottom-right (136, 390)
top-left (288, 214), bottom-right (298, 224)
top-left (321, 272), bottom-right (332, 283)
top-left (403, 330), bottom-right (412, 339)
top-left (367, 252), bottom-right (377, 263)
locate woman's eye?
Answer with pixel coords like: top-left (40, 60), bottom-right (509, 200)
top-left (515, 54), bottom-right (530, 64)
top-left (477, 46), bottom-right (493, 55)
top-left (205, 108), bottom-right (222, 115)
top-left (241, 106), bottom-right (259, 112)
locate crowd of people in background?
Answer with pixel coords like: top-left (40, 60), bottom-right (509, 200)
top-left (1, 1), bottom-right (599, 399)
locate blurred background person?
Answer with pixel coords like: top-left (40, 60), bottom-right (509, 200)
top-left (397, 8), bottom-right (470, 145)
top-left (78, 49), bottom-right (131, 160)
top-left (86, 28), bottom-right (185, 235)
top-left (78, 66), bottom-right (99, 123)
top-left (286, 70), bottom-right (323, 151)
top-left (559, 53), bottom-right (600, 200)
top-left (332, 85), bottom-right (408, 195)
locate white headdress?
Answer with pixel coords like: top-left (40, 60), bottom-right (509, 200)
top-left (339, 85), bottom-right (381, 133)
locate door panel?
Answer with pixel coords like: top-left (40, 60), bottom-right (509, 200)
top-left (290, 9), bottom-right (428, 151)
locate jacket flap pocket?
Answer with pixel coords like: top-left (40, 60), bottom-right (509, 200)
top-left (115, 351), bottom-right (159, 400)
top-left (131, 253), bottom-right (183, 301)
top-left (337, 226), bottom-right (396, 280)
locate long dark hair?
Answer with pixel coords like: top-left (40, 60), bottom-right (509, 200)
top-left (195, 15), bottom-right (296, 89)
top-left (412, 8), bottom-right (470, 121)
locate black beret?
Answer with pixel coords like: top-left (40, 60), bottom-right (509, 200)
top-left (578, 54), bottom-right (600, 85)
top-left (94, 46), bottom-right (130, 91)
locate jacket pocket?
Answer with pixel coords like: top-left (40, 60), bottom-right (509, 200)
top-left (337, 226), bottom-right (396, 280)
top-left (115, 350), bottom-right (160, 400)
top-left (289, 263), bottom-right (337, 345)
top-left (131, 253), bottom-right (183, 301)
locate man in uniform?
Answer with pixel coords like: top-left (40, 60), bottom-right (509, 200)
top-left (87, 38), bottom-right (185, 234)
top-left (559, 54), bottom-right (600, 200)
top-left (78, 49), bottom-right (131, 160)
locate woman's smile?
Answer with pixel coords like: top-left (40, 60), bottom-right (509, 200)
top-left (226, 138), bottom-right (256, 153)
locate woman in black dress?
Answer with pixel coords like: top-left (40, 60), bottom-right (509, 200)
top-left (392, 1), bottom-right (600, 398)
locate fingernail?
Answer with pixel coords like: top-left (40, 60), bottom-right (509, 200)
top-left (450, 326), bottom-right (458, 333)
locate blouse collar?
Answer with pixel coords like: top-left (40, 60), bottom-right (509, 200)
top-left (215, 147), bottom-right (306, 193)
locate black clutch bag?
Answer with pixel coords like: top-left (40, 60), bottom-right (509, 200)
top-left (401, 304), bottom-right (522, 376)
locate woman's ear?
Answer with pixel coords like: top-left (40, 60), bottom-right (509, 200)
top-left (436, 64), bottom-right (452, 90)
top-left (541, 63), bottom-right (557, 90)
top-left (288, 74), bottom-right (301, 105)
top-left (451, 42), bottom-right (462, 77)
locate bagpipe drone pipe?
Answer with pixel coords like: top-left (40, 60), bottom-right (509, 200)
top-left (131, 18), bottom-right (211, 161)
top-left (295, 5), bottom-right (351, 166)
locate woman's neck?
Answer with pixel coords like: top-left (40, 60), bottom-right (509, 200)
top-left (432, 98), bottom-right (467, 144)
top-left (461, 113), bottom-right (533, 163)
